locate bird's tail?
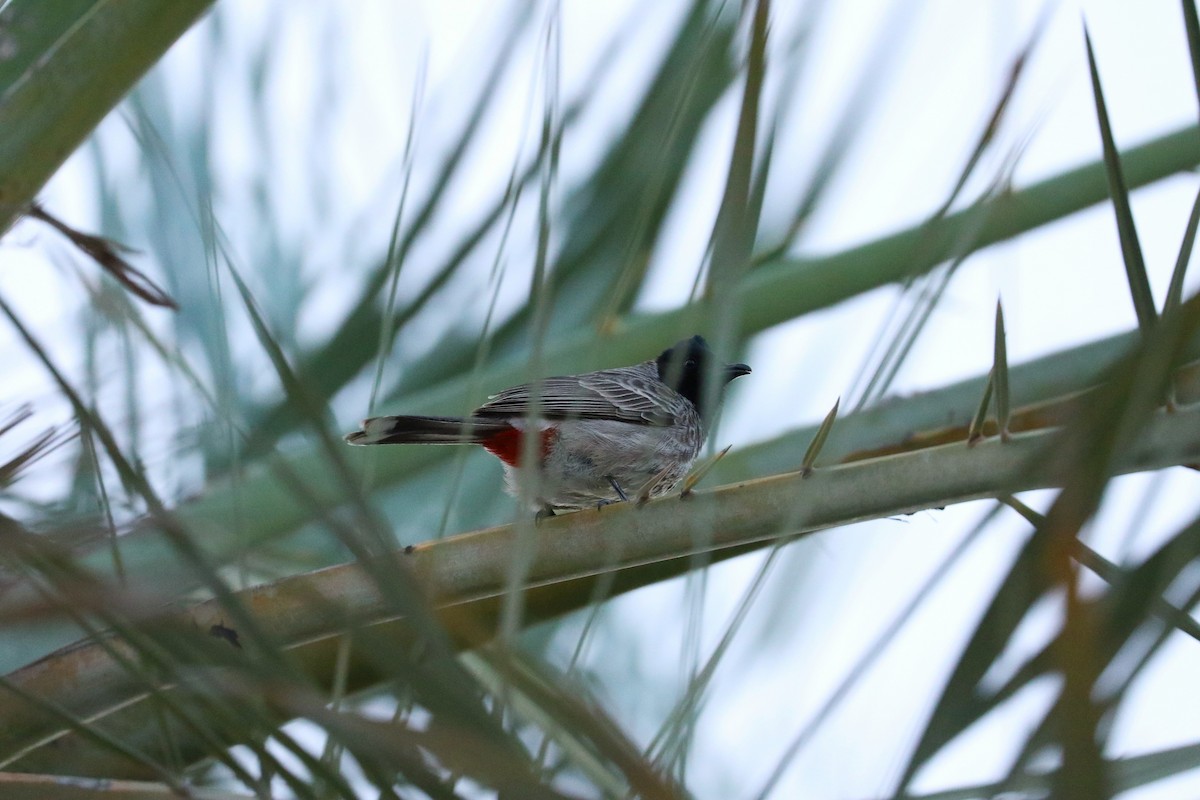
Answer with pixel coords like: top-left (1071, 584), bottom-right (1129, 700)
top-left (344, 415), bottom-right (512, 446)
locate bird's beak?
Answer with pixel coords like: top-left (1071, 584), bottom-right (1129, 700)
top-left (724, 363), bottom-right (752, 382)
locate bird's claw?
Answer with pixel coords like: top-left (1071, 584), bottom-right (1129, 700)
top-left (605, 476), bottom-right (630, 503)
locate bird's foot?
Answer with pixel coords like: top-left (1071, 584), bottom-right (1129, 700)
top-left (605, 475), bottom-right (630, 503)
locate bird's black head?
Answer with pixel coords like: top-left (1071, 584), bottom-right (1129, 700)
top-left (655, 335), bottom-right (751, 416)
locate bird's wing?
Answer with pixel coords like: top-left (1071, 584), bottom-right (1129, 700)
top-left (474, 366), bottom-right (677, 425)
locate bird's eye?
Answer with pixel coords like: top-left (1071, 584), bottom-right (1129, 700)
top-left (685, 358), bottom-right (697, 368)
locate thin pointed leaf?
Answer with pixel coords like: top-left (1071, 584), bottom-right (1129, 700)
top-left (705, 0), bottom-right (769, 303)
top-left (994, 300), bottom-right (1011, 440)
top-left (679, 444), bottom-right (732, 496)
top-left (0, 427), bottom-right (73, 487)
top-left (800, 396), bottom-right (839, 475)
top-left (1085, 26), bottom-right (1158, 332)
top-left (967, 370), bottom-right (994, 445)
top-left (1182, 0), bottom-right (1200, 117)
top-left (1165, 182), bottom-right (1200, 317)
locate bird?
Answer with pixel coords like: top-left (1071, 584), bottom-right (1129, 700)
top-left (344, 335), bottom-right (751, 515)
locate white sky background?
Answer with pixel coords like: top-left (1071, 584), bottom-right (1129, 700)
top-left (1, 0), bottom-right (1199, 798)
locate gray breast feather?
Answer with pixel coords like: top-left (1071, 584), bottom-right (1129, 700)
top-left (473, 363), bottom-right (685, 426)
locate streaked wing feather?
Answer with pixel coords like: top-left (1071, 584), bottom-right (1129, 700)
top-left (475, 367), bottom-right (675, 425)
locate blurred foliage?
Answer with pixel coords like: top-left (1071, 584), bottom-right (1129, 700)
top-left (0, 0), bottom-right (1199, 798)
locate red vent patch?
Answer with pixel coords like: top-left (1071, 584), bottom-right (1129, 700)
top-left (480, 426), bottom-right (557, 467)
